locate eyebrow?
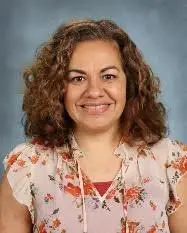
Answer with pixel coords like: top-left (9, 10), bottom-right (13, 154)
top-left (67, 65), bottom-right (120, 75)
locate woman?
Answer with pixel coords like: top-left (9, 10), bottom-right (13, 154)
top-left (0, 18), bottom-right (187, 233)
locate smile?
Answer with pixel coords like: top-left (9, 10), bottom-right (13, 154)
top-left (79, 104), bottom-right (113, 115)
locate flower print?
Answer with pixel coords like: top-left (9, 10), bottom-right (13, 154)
top-left (7, 152), bottom-right (20, 166)
top-left (52, 218), bottom-right (61, 228)
top-left (125, 187), bottom-right (139, 201)
top-left (167, 189), bottom-right (181, 214)
top-left (30, 182), bottom-right (39, 198)
top-left (30, 155), bottom-right (39, 164)
top-left (64, 182), bottom-right (81, 197)
top-left (47, 193), bottom-right (54, 200)
top-left (126, 221), bottom-right (140, 233)
top-left (65, 173), bottom-right (76, 180)
top-left (90, 197), bottom-right (100, 209)
top-left (78, 214), bottom-right (83, 223)
top-left (17, 159), bottom-right (26, 167)
top-left (149, 200), bottom-right (157, 211)
top-left (56, 168), bottom-right (64, 182)
top-left (124, 186), bottom-right (147, 207)
top-left (83, 180), bottom-right (94, 196)
top-left (57, 168), bottom-right (61, 175)
top-left (143, 177), bottom-right (150, 184)
top-left (59, 182), bottom-right (64, 191)
top-left (162, 220), bottom-right (166, 229)
top-left (52, 208), bottom-right (60, 215)
top-left (170, 156), bottom-right (187, 174)
top-left (44, 193), bottom-right (54, 203)
top-left (48, 175), bottom-right (56, 183)
top-left (61, 230), bottom-right (66, 233)
top-left (102, 200), bottom-right (110, 211)
top-left (26, 172), bottom-right (31, 178)
top-left (58, 151), bottom-right (73, 162)
top-left (147, 224), bottom-right (157, 233)
top-left (42, 160), bottom-right (46, 165)
top-left (120, 218), bottom-right (140, 233)
top-left (120, 217), bottom-right (126, 233)
top-left (38, 222), bottom-right (47, 233)
top-left (78, 175), bottom-right (95, 196)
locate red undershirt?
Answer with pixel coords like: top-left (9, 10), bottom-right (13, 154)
top-left (93, 181), bottom-right (113, 196)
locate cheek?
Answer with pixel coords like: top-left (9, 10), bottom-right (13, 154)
top-left (63, 86), bottom-right (80, 110)
top-left (110, 82), bottom-right (126, 101)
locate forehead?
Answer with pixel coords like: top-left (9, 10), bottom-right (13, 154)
top-left (69, 40), bottom-right (122, 68)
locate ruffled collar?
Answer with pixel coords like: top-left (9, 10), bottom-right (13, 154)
top-left (55, 131), bottom-right (138, 166)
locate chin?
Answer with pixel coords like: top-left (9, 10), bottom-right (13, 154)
top-left (78, 121), bottom-right (117, 132)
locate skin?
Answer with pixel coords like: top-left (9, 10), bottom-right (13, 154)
top-left (64, 40), bottom-right (127, 181)
top-left (64, 40), bottom-right (126, 135)
top-left (0, 171), bottom-right (32, 232)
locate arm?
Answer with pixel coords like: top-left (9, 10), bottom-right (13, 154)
top-left (168, 174), bottom-right (187, 233)
top-left (0, 171), bottom-right (32, 233)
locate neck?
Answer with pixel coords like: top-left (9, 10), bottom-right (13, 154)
top-left (73, 126), bottom-right (123, 159)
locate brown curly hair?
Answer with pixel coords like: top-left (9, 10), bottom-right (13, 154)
top-left (22, 18), bottom-right (168, 147)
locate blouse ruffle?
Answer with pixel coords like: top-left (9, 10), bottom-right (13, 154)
top-left (3, 142), bottom-right (36, 224)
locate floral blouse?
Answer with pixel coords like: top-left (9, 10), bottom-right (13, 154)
top-left (3, 134), bottom-right (187, 233)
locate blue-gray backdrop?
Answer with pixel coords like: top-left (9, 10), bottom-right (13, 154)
top-left (0, 0), bottom-right (187, 180)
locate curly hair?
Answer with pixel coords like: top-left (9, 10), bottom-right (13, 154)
top-left (22, 18), bottom-right (168, 147)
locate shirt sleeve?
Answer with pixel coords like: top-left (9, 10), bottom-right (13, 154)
top-left (3, 142), bottom-right (36, 224)
top-left (166, 139), bottom-right (187, 215)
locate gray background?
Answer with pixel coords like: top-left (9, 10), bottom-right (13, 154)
top-left (0, 0), bottom-right (187, 179)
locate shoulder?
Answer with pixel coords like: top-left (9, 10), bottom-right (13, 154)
top-left (151, 137), bottom-right (186, 158)
top-left (3, 139), bottom-right (56, 171)
top-left (136, 137), bottom-right (186, 168)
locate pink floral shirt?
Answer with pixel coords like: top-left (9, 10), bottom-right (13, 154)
top-left (3, 134), bottom-right (187, 233)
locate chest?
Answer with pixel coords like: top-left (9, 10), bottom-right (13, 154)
top-left (77, 155), bottom-right (122, 182)
top-left (30, 154), bottom-right (170, 233)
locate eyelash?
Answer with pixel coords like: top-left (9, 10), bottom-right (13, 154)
top-left (103, 74), bottom-right (116, 80)
top-left (70, 76), bottom-right (84, 82)
top-left (70, 75), bottom-right (116, 82)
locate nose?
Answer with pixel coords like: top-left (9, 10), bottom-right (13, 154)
top-left (85, 77), bottom-right (104, 98)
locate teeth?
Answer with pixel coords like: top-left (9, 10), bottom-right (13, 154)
top-left (80, 104), bottom-right (111, 114)
top-left (83, 104), bottom-right (109, 108)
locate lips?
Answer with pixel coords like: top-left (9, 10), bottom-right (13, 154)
top-left (81, 104), bottom-right (111, 108)
top-left (79, 103), bottom-right (113, 115)
top-left (80, 102), bottom-right (113, 107)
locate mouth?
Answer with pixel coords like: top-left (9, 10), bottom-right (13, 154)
top-left (78, 104), bottom-right (113, 115)
top-left (81, 103), bottom-right (111, 107)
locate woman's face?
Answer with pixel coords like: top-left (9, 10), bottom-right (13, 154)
top-left (64, 40), bottom-right (126, 133)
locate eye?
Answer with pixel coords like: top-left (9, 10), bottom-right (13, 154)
top-left (103, 74), bottom-right (116, 80)
top-left (70, 76), bottom-right (85, 83)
